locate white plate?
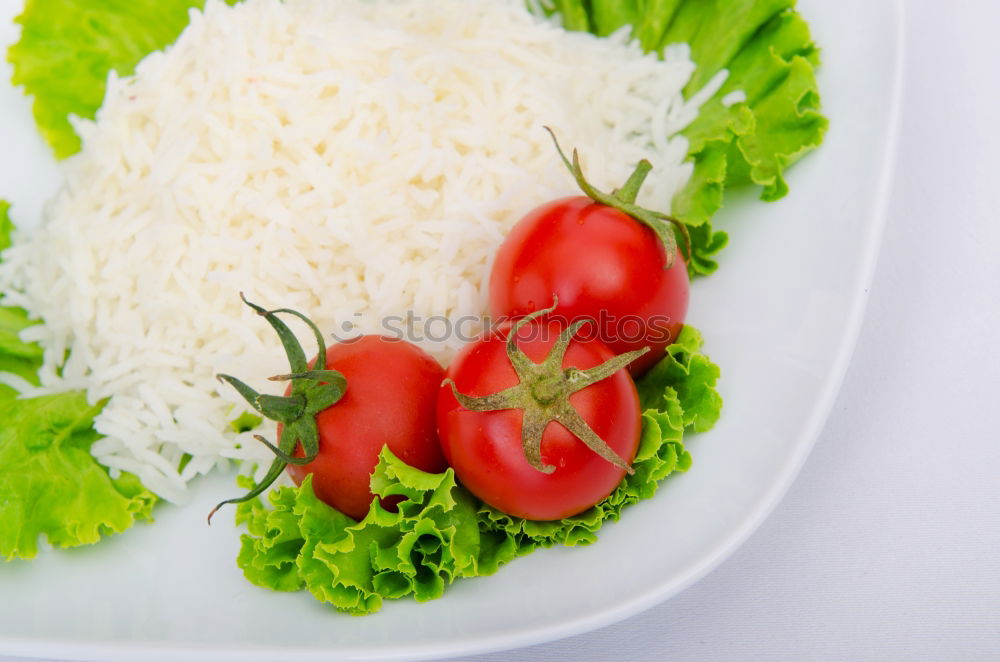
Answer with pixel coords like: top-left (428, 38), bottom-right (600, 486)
top-left (0, 1), bottom-right (903, 659)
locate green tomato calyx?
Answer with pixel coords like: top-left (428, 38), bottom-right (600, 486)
top-left (207, 294), bottom-right (346, 524)
top-left (544, 126), bottom-right (691, 269)
top-left (443, 297), bottom-right (645, 475)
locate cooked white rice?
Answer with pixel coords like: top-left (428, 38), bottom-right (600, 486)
top-left (0, 0), bottom-right (723, 502)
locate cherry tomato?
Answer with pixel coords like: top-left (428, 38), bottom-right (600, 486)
top-left (436, 318), bottom-right (642, 521)
top-left (283, 335), bottom-right (447, 520)
top-left (489, 195), bottom-right (688, 377)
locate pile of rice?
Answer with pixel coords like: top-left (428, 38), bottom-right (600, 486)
top-left (0, 0), bottom-right (722, 502)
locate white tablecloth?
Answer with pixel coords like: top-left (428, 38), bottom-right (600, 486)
top-left (4, 0), bottom-right (999, 660)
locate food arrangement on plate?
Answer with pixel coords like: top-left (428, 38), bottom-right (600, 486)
top-left (0, 0), bottom-right (826, 616)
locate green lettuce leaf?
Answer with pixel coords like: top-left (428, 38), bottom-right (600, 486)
top-left (237, 447), bottom-right (484, 615)
top-left (0, 306), bottom-right (44, 386)
top-left (0, 392), bottom-right (157, 560)
top-left (550, 0), bottom-right (590, 32)
top-left (237, 328), bottom-right (721, 611)
top-left (7, 0), bottom-right (236, 159)
top-left (636, 325), bottom-right (723, 433)
top-left (229, 411), bottom-right (263, 434)
top-left (0, 199), bottom-right (12, 252)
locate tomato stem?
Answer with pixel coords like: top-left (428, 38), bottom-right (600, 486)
top-left (444, 297), bottom-right (646, 475)
top-left (207, 296), bottom-right (347, 524)
top-left (543, 126), bottom-right (691, 269)
top-left (612, 159), bottom-right (653, 205)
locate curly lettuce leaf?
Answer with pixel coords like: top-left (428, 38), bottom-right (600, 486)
top-left (0, 392), bottom-right (157, 560)
top-left (7, 0), bottom-right (236, 159)
top-left (636, 325), bottom-right (722, 433)
top-left (237, 447), bottom-right (484, 615)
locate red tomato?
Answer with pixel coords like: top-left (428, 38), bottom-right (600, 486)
top-left (283, 335), bottom-right (447, 520)
top-left (489, 196), bottom-right (688, 376)
top-left (436, 319), bottom-right (642, 521)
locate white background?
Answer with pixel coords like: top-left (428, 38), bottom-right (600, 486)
top-left (3, 0), bottom-right (999, 660)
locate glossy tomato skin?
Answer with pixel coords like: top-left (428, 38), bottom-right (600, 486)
top-left (283, 335), bottom-right (446, 520)
top-left (489, 196), bottom-right (689, 376)
top-left (436, 320), bottom-right (642, 521)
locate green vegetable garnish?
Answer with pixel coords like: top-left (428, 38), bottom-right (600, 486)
top-left (0, 199), bottom-right (13, 252)
top-left (0, 204), bottom-right (42, 384)
top-left (229, 411), bottom-right (264, 434)
top-left (0, 307), bottom-right (44, 386)
top-left (0, 203), bottom-right (43, 385)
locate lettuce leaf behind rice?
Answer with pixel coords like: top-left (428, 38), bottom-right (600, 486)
top-left (0, 202), bottom-right (44, 385)
top-left (0, 306), bottom-right (44, 385)
top-left (0, 200), bottom-right (12, 252)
